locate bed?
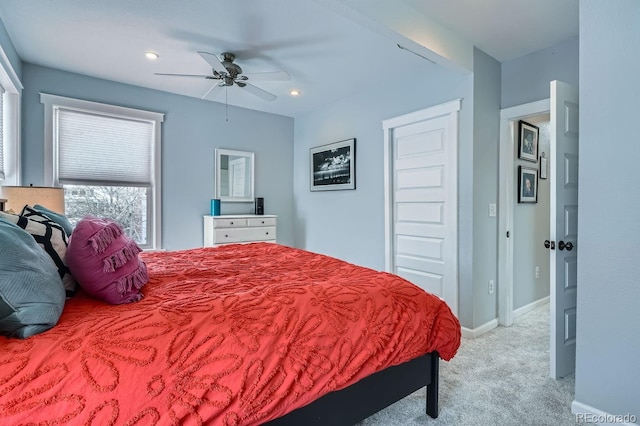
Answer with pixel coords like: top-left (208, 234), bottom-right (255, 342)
top-left (0, 239), bottom-right (460, 425)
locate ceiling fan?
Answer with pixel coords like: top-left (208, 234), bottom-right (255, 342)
top-left (155, 51), bottom-right (290, 102)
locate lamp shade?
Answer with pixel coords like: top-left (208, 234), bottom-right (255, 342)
top-left (0, 186), bottom-right (65, 214)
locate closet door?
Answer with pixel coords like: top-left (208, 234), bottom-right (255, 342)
top-left (383, 100), bottom-right (459, 314)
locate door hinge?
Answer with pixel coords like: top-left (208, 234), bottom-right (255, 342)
top-left (506, 231), bottom-right (510, 238)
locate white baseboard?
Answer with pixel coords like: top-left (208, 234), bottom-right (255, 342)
top-left (513, 296), bottom-right (550, 319)
top-left (572, 400), bottom-right (638, 425)
top-left (470, 297), bottom-right (549, 338)
top-left (461, 319), bottom-right (498, 339)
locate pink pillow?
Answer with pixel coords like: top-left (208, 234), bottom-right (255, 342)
top-left (66, 216), bottom-right (148, 304)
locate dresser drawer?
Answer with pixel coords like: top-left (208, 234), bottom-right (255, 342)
top-left (213, 226), bottom-right (276, 244)
top-left (213, 217), bottom-right (248, 228)
top-left (247, 217), bottom-right (276, 227)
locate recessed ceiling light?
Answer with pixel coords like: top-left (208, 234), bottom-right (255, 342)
top-left (290, 90), bottom-right (300, 96)
top-left (145, 51), bottom-right (159, 60)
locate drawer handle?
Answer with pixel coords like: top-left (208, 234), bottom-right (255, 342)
top-left (266, 232), bottom-right (269, 235)
top-left (225, 234), bottom-right (229, 238)
top-left (230, 221), bottom-right (234, 225)
top-left (261, 221), bottom-right (265, 224)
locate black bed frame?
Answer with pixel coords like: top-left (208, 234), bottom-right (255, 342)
top-left (265, 351), bottom-right (440, 425)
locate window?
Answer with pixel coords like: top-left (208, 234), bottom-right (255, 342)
top-left (41, 94), bottom-right (164, 249)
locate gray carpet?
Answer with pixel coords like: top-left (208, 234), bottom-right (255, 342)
top-left (359, 302), bottom-right (576, 425)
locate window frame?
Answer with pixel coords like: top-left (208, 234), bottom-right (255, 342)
top-left (0, 45), bottom-right (22, 186)
top-left (40, 93), bottom-right (164, 250)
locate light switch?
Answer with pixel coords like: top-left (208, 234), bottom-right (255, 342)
top-left (489, 203), bottom-right (497, 217)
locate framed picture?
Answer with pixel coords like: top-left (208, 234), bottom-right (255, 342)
top-left (310, 138), bottom-right (356, 191)
top-left (518, 165), bottom-right (538, 203)
top-left (518, 120), bottom-right (539, 162)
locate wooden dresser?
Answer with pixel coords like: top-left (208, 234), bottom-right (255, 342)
top-left (203, 214), bottom-right (277, 247)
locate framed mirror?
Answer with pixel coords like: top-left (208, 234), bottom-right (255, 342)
top-left (215, 149), bottom-right (255, 202)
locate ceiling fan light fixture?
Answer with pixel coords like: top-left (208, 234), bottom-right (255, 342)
top-left (145, 51), bottom-right (159, 60)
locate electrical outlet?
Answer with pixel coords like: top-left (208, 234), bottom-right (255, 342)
top-left (488, 279), bottom-right (494, 294)
top-left (535, 266), bottom-right (540, 279)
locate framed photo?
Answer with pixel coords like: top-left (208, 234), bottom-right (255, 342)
top-left (518, 120), bottom-right (539, 162)
top-left (310, 138), bottom-right (356, 191)
top-left (518, 165), bottom-right (538, 203)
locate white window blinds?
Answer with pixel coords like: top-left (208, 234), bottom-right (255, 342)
top-left (0, 87), bottom-right (5, 181)
top-left (57, 108), bottom-right (154, 186)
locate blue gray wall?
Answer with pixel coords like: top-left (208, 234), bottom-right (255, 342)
top-left (20, 63), bottom-right (294, 250)
top-left (575, 0), bottom-right (640, 419)
top-left (469, 48), bottom-right (501, 327)
top-left (502, 36), bottom-right (578, 109)
top-left (292, 64), bottom-right (472, 272)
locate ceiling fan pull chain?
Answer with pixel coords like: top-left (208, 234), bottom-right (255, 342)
top-left (225, 86), bottom-right (228, 122)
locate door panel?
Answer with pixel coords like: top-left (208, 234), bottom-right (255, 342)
top-left (396, 202), bottom-right (444, 224)
top-left (383, 100), bottom-right (460, 315)
top-left (396, 267), bottom-right (444, 295)
top-left (395, 129), bottom-right (444, 157)
top-left (392, 115), bottom-right (455, 308)
top-left (550, 80), bottom-right (579, 379)
top-left (396, 167), bottom-right (444, 189)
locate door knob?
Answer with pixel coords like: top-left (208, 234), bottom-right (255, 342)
top-left (558, 241), bottom-right (574, 251)
top-left (544, 240), bottom-right (555, 250)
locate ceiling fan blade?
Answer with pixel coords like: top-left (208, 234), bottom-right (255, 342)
top-left (241, 83), bottom-right (277, 101)
top-left (197, 51), bottom-right (228, 75)
top-left (155, 73), bottom-right (212, 78)
top-left (240, 71), bottom-right (290, 81)
top-left (202, 82), bottom-right (224, 100)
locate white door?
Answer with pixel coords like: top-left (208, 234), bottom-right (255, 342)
top-left (383, 100), bottom-right (460, 315)
top-left (550, 80), bottom-right (579, 379)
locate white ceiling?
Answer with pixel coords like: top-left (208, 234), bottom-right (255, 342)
top-left (0, 0), bottom-right (578, 118)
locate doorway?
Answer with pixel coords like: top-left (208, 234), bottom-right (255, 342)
top-left (498, 81), bottom-right (579, 380)
top-left (498, 99), bottom-right (550, 327)
top-left (512, 114), bottom-right (552, 317)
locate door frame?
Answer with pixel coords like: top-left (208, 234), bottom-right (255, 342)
top-left (498, 98), bottom-right (550, 326)
top-left (382, 99), bottom-right (461, 316)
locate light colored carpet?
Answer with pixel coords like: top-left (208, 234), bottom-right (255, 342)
top-left (359, 302), bottom-right (576, 425)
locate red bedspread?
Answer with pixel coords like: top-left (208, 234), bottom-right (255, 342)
top-left (0, 243), bottom-right (460, 425)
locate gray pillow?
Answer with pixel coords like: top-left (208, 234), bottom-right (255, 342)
top-left (0, 218), bottom-right (65, 338)
top-left (30, 204), bottom-right (74, 236)
top-left (0, 210), bottom-right (76, 297)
